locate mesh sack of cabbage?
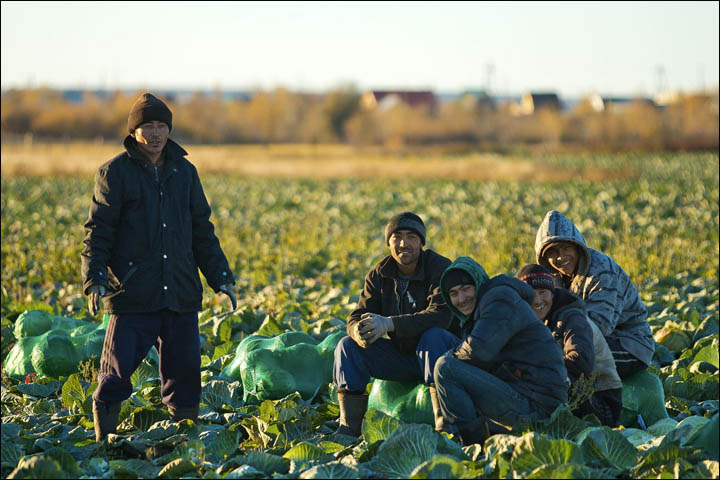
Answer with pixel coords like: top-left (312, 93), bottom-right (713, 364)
top-left (220, 330), bottom-right (346, 403)
top-left (618, 369), bottom-right (669, 428)
top-left (4, 310), bottom-right (109, 379)
top-left (368, 379), bottom-right (434, 425)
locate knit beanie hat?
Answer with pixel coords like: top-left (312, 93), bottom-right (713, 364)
top-left (516, 264), bottom-right (556, 291)
top-left (442, 269), bottom-right (475, 293)
top-left (127, 93), bottom-right (173, 133)
top-left (384, 212), bottom-right (426, 245)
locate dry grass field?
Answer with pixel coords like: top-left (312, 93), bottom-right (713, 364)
top-left (0, 142), bottom-right (637, 181)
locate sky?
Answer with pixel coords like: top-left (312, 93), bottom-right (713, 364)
top-left (1, 1), bottom-right (718, 97)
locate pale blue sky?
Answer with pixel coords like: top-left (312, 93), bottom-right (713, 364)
top-left (2, 1), bottom-right (718, 96)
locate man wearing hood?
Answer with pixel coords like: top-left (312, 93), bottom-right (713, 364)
top-left (517, 264), bottom-right (623, 427)
top-left (434, 257), bottom-right (568, 445)
top-left (81, 93), bottom-right (237, 441)
top-left (535, 210), bottom-right (654, 378)
top-left (333, 212), bottom-right (457, 436)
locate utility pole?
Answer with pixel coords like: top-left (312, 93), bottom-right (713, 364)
top-left (484, 63), bottom-right (495, 94)
top-left (655, 65), bottom-right (667, 95)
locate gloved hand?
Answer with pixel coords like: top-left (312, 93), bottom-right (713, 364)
top-left (359, 313), bottom-right (395, 345)
top-left (349, 321), bottom-right (369, 348)
top-left (88, 285), bottom-right (106, 316)
top-left (219, 283), bottom-right (237, 310)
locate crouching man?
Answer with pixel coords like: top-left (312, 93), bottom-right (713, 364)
top-left (516, 264), bottom-right (623, 427)
top-left (434, 257), bottom-right (568, 445)
top-left (82, 93), bottom-right (237, 441)
top-left (535, 210), bottom-right (654, 378)
top-left (333, 212), bottom-right (457, 436)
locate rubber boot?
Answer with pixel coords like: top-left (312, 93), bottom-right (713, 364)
top-left (168, 404), bottom-right (199, 423)
top-left (456, 416), bottom-right (491, 446)
top-left (93, 400), bottom-right (121, 442)
top-left (428, 384), bottom-right (447, 432)
top-left (335, 390), bottom-right (368, 437)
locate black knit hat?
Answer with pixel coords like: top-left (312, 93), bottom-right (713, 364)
top-left (516, 264), bottom-right (556, 291)
top-left (442, 269), bottom-right (474, 293)
top-left (384, 212), bottom-right (426, 245)
top-left (127, 93), bottom-right (172, 133)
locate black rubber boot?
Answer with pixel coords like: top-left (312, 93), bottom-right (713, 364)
top-left (168, 405), bottom-right (199, 423)
top-left (428, 384), bottom-right (447, 432)
top-left (93, 400), bottom-right (121, 442)
top-left (456, 416), bottom-right (491, 446)
top-left (335, 390), bottom-right (369, 437)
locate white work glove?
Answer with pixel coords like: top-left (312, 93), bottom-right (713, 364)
top-left (358, 313), bottom-right (395, 345)
top-left (219, 283), bottom-right (237, 310)
top-left (88, 285), bottom-right (106, 316)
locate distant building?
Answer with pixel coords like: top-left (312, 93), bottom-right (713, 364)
top-left (511, 92), bottom-right (561, 115)
top-left (586, 94), bottom-right (656, 112)
top-left (361, 90), bottom-right (436, 111)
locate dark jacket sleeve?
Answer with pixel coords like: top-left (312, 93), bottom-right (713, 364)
top-left (188, 164), bottom-right (234, 292)
top-left (560, 311), bottom-right (596, 381)
top-left (347, 270), bottom-right (383, 335)
top-left (454, 286), bottom-right (524, 368)
top-left (390, 283), bottom-right (452, 338)
top-left (81, 164), bottom-right (122, 295)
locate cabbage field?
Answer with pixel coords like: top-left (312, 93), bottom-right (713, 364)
top-left (1, 151), bottom-right (718, 478)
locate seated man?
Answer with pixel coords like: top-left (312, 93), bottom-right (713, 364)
top-left (535, 210), bottom-right (654, 378)
top-left (434, 257), bottom-right (568, 445)
top-left (333, 212), bottom-right (458, 436)
top-left (516, 264), bottom-right (623, 427)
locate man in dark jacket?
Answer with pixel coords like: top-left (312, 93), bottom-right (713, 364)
top-left (333, 212), bottom-right (456, 436)
top-left (516, 264), bottom-right (623, 427)
top-left (82, 93), bottom-right (237, 441)
top-left (434, 257), bottom-right (569, 445)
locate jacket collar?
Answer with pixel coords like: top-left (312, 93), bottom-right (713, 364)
top-left (377, 249), bottom-right (427, 281)
top-left (124, 135), bottom-right (188, 168)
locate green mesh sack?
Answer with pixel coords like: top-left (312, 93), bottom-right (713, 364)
top-left (368, 379), bottom-right (434, 425)
top-left (619, 370), bottom-right (669, 428)
top-left (220, 330), bottom-right (346, 403)
top-left (4, 310), bottom-right (110, 380)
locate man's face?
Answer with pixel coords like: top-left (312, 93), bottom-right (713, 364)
top-left (531, 288), bottom-right (553, 321)
top-left (448, 283), bottom-right (477, 316)
top-left (389, 229), bottom-right (422, 267)
top-left (544, 242), bottom-right (579, 276)
top-left (132, 121), bottom-right (169, 158)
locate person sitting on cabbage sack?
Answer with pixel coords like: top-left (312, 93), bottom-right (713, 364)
top-left (433, 257), bottom-right (568, 446)
top-left (535, 210), bottom-right (654, 378)
top-left (516, 264), bottom-right (623, 427)
top-left (333, 212), bottom-right (458, 436)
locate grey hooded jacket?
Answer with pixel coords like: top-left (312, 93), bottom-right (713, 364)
top-left (535, 210), bottom-right (654, 366)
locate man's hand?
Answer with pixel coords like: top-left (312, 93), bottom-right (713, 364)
top-left (88, 285), bottom-right (106, 316)
top-left (358, 313), bottom-right (395, 345)
top-left (349, 321), bottom-right (368, 348)
top-left (219, 284), bottom-right (237, 310)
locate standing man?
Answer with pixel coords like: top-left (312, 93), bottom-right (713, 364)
top-left (82, 93), bottom-right (237, 441)
top-left (333, 212), bottom-right (457, 436)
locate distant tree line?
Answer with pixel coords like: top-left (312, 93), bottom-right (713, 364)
top-left (1, 87), bottom-right (717, 151)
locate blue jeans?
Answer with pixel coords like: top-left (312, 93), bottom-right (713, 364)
top-left (334, 327), bottom-right (460, 391)
top-left (434, 355), bottom-right (547, 427)
top-left (93, 310), bottom-right (201, 407)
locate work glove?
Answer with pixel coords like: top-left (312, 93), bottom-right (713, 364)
top-left (349, 321), bottom-right (369, 349)
top-left (219, 283), bottom-right (237, 310)
top-left (359, 313), bottom-right (395, 345)
top-left (88, 285), bottom-right (106, 316)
